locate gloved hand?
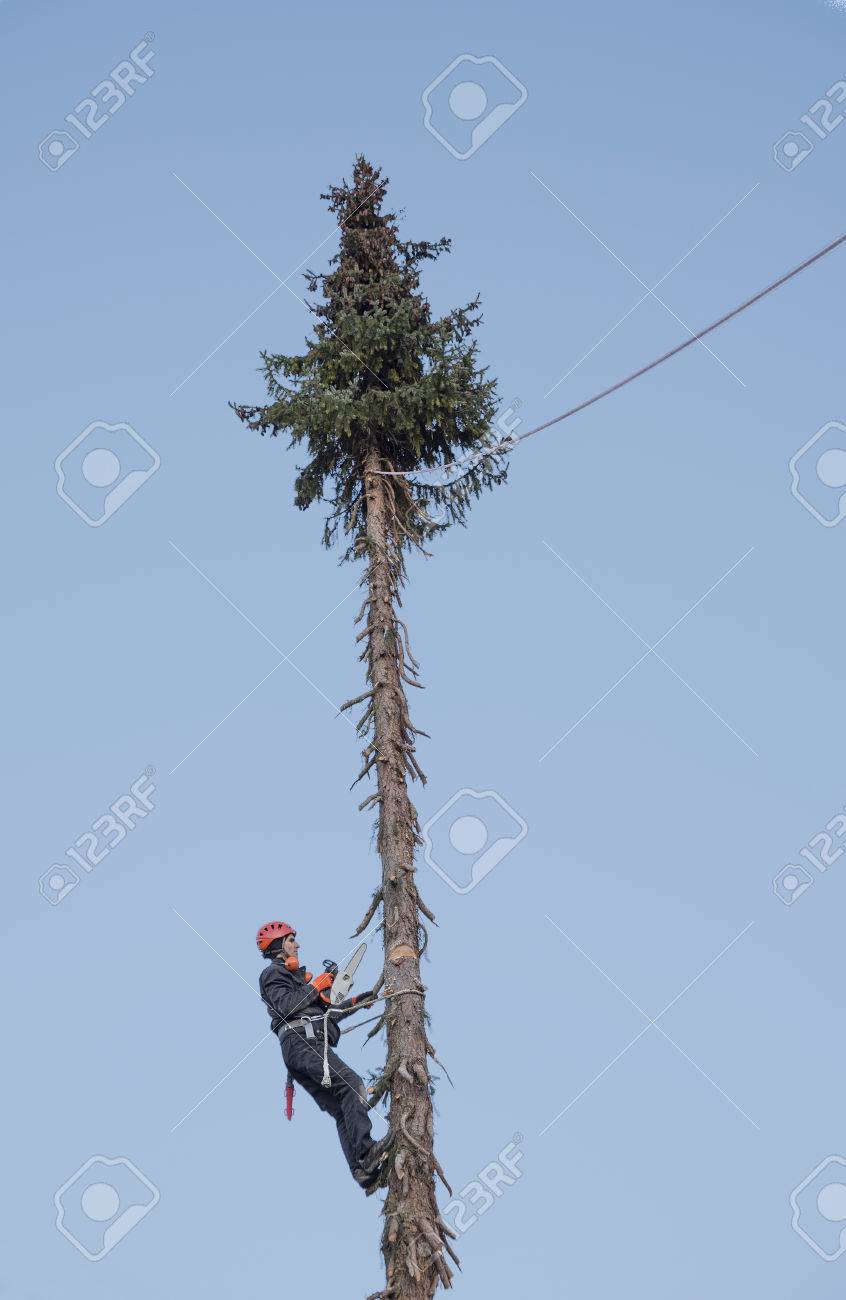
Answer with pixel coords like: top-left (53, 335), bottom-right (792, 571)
top-left (310, 971), bottom-right (334, 994)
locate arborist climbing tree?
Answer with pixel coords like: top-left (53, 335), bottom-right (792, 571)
top-left (234, 155), bottom-right (509, 1299)
top-left (257, 920), bottom-right (381, 1190)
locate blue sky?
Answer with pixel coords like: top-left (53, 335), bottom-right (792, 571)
top-left (4, 0), bottom-right (846, 1295)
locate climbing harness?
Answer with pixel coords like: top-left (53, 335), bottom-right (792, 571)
top-left (269, 941), bottom-right (428, 1116)
top-left (273, 943), bottom-right (374, 1113)
top-left (277, 1014), bottom-right (328, 1037)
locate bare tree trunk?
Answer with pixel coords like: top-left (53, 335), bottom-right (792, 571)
top-left (354, 449), bottom-right (456, 1299)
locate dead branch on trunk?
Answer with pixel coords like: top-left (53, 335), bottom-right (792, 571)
top-left (353, 888), bottom-right (384, 937)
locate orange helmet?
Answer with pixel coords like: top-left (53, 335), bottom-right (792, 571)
top-left (256, 920), bottom-right (295, 953)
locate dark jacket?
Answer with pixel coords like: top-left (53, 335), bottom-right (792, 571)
top-left (259, 959), bottom-right (341, 1045)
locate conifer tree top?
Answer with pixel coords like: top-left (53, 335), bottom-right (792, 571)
top-left (234, 155), bottom-right (508, 558)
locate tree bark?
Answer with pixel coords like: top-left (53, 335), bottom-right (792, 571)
top-left (361, 449), bottom-right (454, 1298)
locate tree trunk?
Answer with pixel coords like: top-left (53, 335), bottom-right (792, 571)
top-left (360, 449), bottom-right (455, 1298)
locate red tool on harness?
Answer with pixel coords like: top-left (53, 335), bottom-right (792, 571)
top-left (285, 1072), bottom-right (295, 1121)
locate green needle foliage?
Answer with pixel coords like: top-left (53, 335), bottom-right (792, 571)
top-left (233, 154), bottom-right (509, 559)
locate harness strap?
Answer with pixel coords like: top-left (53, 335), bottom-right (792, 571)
top-left (276, 1015), bottom-right (325, 1038)
top-left (321, 1006), bottom-right (332, 1087)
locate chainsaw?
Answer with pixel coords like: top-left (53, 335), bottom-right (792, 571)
top-left (330, 941), bottom-right (367, 1005)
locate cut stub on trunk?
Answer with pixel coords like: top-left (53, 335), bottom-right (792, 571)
top-left (389, 944), bottom-right (418, 963)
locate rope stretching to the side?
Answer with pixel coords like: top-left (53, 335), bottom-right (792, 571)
top-left (373, 230), bottom-right (846, 480)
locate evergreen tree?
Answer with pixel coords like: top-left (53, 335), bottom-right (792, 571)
top-left (234, 156), bottom-right (509, 1299)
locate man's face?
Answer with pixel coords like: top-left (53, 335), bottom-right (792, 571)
top-left (282, 933), bottom-right (299, 961)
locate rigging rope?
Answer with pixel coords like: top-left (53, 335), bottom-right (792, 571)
top-left (374, 231), bottom-right (846, 479)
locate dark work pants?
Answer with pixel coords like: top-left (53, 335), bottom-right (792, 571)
top-left (281, 1029), bottom-right (375, 1178)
